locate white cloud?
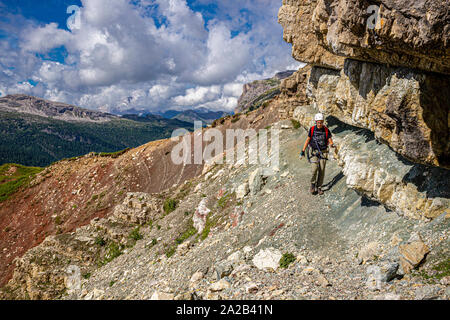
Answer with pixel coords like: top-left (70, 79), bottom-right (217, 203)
top-left (0, 0), bottom-right (301, 113)
top-left (191, 23), bottom-right (251, 85)
top-left (37, 62), bottom-right (66, 83)
top-left (21, 23), bottom-right (71, 53)
top-left (172, 85), bottom-right (221, 106)
top-left (149, 84), bottom-right (173, 101)
top-left (223, 83), bottom-right (244, 97)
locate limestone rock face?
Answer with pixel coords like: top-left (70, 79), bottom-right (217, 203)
top-left (3, 232), bottom-right (103, 300)
top-left (308, 60), bottom-right (450, 168)
top-left (235, 70), bottom-right (295, 114)
top-left (279, 0), bottom-right (450, 74)
top-left (337, 126), bottom-right (450, 220)
top-left (278, 0), bottom-right (345, 69)
top-left (293, 105), bottom-right (450, 220)
top-left (276, 65), bottom-right (312, 120)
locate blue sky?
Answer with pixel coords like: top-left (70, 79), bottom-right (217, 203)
top-left (2, 0), bottom-right (82, 31)
top-left (0, 0), bottom-right (301, 113)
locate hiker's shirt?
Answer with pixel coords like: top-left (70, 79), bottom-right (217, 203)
top-left (308, 126), bottom-right (332, 151)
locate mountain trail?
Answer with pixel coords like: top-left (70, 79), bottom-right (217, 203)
top-left (4, 120), bottom-right (442, 300)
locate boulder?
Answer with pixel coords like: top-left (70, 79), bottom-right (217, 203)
top-left (193, 199), bottom-right (210, 234)
top-left (252, 248), bottom-right (282, 271)
top-left (236, 183), bottom-right (249, 200)
top-left (209, 279), bottom-right (231, 292)
top-left (249, 168), bottom-right (266, 195)
top-left (398, 233), bottom-right (430, 274)
top-left (245, 282), bottom-right (259, 293)
top-left (214, 260), bottom-right (234, 280)
top-left (190, 271), bottom-right (204, 284)
top-left (358, 242), bottom-right (382, 264)
top-left (366, 261), bottom-right (399, 290)
top-left (227, 251), bottom-right (244, 263)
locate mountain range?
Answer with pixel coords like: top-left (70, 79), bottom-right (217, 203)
top-left (105, 96), bottom-right (231, 125)
top-left (0, 94), bottom-right (196, 167)
top-left (154, 108), bottom-right (230, 125)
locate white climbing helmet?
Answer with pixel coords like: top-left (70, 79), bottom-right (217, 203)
top-left (315, 113), bottom-right (324, 121)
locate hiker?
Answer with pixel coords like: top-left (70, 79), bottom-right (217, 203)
top-left (300, 113), bottom-right (335, 195)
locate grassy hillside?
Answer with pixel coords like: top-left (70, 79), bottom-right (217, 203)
top-left (0, 110), bottom-right (193, 167)
top-left (0, 163), bottom-right (44, 202)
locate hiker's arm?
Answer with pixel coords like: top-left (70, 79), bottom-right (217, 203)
top-left (328, 137), bottom-right (335, 147)
top-left (302, 137), bottom-right (311, 152)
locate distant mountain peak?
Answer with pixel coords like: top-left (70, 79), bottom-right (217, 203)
top-left (153, 108), bottom-right (230, 125)
top-left (0, 94), bottom-right (117, 123)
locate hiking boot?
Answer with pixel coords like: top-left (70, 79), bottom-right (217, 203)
top-left (310, 184), bottom-right (316, 195)
top-left (317, 187), bottom-right (324, 195)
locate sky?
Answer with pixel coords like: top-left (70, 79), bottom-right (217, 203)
top-left (0, 0), bottom-right (302, 114)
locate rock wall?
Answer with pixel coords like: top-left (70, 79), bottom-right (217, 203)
top-left (279, 0), bottom-right (450, 75)
top-left (278, 0), bottom-right (345, 69)
top-left (308, 60), bottom-right (450, 168)
top-left (278, 0), bottom-right (450, 169)
top-left (276, 65), bottom-right (312, 119)
top-left (235, 71), bottom-right (295, 114)
top-left (293, 105), bottom-right (450, 220)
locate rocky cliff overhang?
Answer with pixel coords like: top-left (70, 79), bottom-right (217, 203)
top-left (308, 60), bottom-right (450, 168)
top-left (278, 0), bottom-right (450, 168)
top-left (279, 0), bottom-right (450, 75)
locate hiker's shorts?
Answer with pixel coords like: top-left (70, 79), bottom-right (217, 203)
top-left (310, 150), bottom-right (328, 187)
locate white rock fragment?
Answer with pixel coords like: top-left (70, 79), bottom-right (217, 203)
top-left (209, 279), bottom-right (231, 292)
top-left (150, 291), bottom-right (175, 300)
top-left (245, 282), bottom-right (259, 293)
top-left (190, 271), bottom-right (204, 283)
top-left (252, 247), bottom-right (282, 271)
top-left (193, 199), bottom-right (210, 233)
top-left (236, 183), bottom-right (249, 200)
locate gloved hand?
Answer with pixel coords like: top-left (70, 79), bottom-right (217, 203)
top-left (300, 150), bottom-right (305, 158)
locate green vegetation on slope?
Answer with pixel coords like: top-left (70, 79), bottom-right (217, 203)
top-left (248, 87), bottom-right (280, 112)
top-left (279, 252), bottom-right (296, 269)
top-left (0, 163), bottom-right (44, 202)
top-left (0, 110), bottom-right (194, 167)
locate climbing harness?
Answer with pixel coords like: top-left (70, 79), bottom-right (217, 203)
top-left (306, 144), bottom-right (328, 164)
top-left (306, 126), bottom-right (329, 164)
